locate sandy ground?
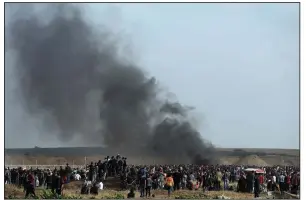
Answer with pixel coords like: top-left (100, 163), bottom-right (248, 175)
top-left (5, 147), bottom-right (299, 166)
top-left (5, 179), bottom-right (298, 199)
top-left (3, 182), bottom-right (257, 199)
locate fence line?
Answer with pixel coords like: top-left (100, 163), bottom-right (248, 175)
top-left (5, 164), bottom-right (86, 169)
top-left (5, 156), bottom-right (89, 168)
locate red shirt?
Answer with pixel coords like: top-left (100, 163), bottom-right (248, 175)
top-left (27, 174), bottom-right (35, 186)
top-left (286, 176), bottom-right (291, 184)
top-left (62, 176), bottom-right (67, 184)
top-left (259, 175), bottom-right (264, 184)
top-left (292, 175), bottom-right (298, 185)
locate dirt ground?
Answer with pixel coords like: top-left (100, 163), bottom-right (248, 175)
top-left (4, 182), bottom-right (256, 199)
top-left (5, 147), bottom-right (300, 166)
top-left (5, 180), bottom-right (297, 199)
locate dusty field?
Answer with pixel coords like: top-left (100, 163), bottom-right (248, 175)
top-left (6, 180), bottom-right (297, 199)
top-left (5, 176), bottom-right (298, 199)
top-left (4, 183), bottom-right (256, 199)
top-left (5, 147), bottom-right (300, 166)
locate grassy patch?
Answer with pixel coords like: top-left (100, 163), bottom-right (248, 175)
top-left (5, 184), bottom-right (256, 199)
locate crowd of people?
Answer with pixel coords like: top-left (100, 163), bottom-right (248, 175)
top-left (4, 154), bottom-right (300, 198)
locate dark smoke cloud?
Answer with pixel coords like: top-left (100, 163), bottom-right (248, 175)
top-left (6, 3), bottom-right (217, 164)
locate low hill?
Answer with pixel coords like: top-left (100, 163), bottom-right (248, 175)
top-left (4, 146), bottom-right (299, 166)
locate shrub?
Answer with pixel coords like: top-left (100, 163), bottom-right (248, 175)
top-left (174, 193), bottom-right (207, 199)
top-left (102, 193), bottom-right (125, 199)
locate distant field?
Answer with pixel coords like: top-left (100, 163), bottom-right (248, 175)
top-left (219, 148), bottom-right (299, 156)
top-left (4, 147), bottom-right (300, 166)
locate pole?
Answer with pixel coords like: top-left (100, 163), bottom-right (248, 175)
top-left (85, 157), bottom-right (87, 167)
top-left (36, 160), bottom-right (37, 165)
top-left (73, 160), bottom-right (75, 168)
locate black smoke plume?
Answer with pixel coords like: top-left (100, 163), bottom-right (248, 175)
top-left (6, 3), bottom-right (217, 164)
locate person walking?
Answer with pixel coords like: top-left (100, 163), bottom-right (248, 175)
top-left (146, 174), bottom-right (152, 197)
top-left (165, 174), bottom-right (174, 197)
top-left (254, 174), bottom-right (260, 198)
top-left (25, 172), bottom-right (36, 198)
top-left (139, 173), bottom-right (146, 197)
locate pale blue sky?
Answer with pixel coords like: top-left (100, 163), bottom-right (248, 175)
top-left (5, 3), bottom-right (299, 149)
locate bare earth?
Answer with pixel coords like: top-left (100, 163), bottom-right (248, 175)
top-left (5, 147), bottom-right (300, 166)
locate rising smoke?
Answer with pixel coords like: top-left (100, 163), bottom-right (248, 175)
top-left (6, 3), bottom-right (217, 164)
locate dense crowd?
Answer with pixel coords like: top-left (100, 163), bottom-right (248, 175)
top-left (4, 155), bottom-right (300, 198)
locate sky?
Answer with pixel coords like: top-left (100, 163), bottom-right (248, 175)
top-left (5, 3), bottom-right (300, 149)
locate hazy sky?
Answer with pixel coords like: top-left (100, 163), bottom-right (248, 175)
top-left (5, 3), bottom-right (299, 149)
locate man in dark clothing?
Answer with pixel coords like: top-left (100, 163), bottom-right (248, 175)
top-left (5, 168), bottom-right (11, 184)
top-left (25, 172), bottom-right (36, 198)
top-left (139, 174), bottom-right (146, 197)
top-left (65, 164), bottom-right (72, 183)
top-left (101, 160), bottom-right (108, 181)
top-left (46, 172), bottom-right (52, 189)
top-left (254, 174), bottom-right (260, 198)
top-left (202, 173), bottom-right (208, 192)
top-left (246, 172), bottom-right (254, 193)
top-left (97, 160), bottom-right (103, 180)
top-left (291, 172), bottom-right (299, 194)
top-left (237, 175), bottom-right (247, 193)
top-left (173, 170), bottom-right (182, 191)
top-left (11, 169), bottom-right (17, 184)
top-left (118, 158), bottom-right (123, 175)
top-left (59, 167), bottom-right (65, 177)
top-left (18, 168), bottom-right (25, 188)
top-left (22, 172), bottom-right (28, 192)
top-left (51, 172), bottom-right (57, 194)
top-left (89, 162), bottom-right (95, 182)
top-left (127, 187), bottom-right (136, 198)
top-left (54, 172), bottom-right (63, 198)
top-left (111, 157), bottom-right (117, 176)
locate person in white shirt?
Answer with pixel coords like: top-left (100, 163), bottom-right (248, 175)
top-left (83, 179), bottom-right (92, 187)
top-left (35, 176), bottom-right (40, 187)
top-left (279, 173), bottom-right (285, 193)
top-left (81, 179), bottom-right (92, 195)
top-left (96, 181), bottom-right (103, 190)
top-left (272, 175), bottom-right (276, 183)
top-left (74, 173), bottom-right (81, 181)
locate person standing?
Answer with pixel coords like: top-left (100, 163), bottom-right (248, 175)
top-left (216, 169), bottom-right (222, 191)
top-left (54, 172), bottom-right (63, 198)
top-left (279, 173), bottom-right (285, 194)
top-left (285, 173), bottom-right (291, 192)
top-left (146, 174), bottom-right (152, 197)
top-left (5, 167), bottom-right (11, 184)
top-left (139, 174), bottom-right (146, 197)
top-left (89, 162), bottom-right (95, 182)
top-left (46, 172), bottom-right (52, 189)
top-left (173, 170), bottom-right (181, 191)
top-left (291, 172), bottom-right (298, 194)
top-left (165, 174), bottom-right (174, 197)
top-left (65, 163), bottom-right (72, 183)
top-left (246, 172), bottom-right (254, 193)
top-left (25, 171), bottom-right (36, 198)
top-left (254, 174), bottom-right (260, 198)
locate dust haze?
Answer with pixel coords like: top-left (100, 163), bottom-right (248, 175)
top-left (5, 3), bottom-right (217, 164)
